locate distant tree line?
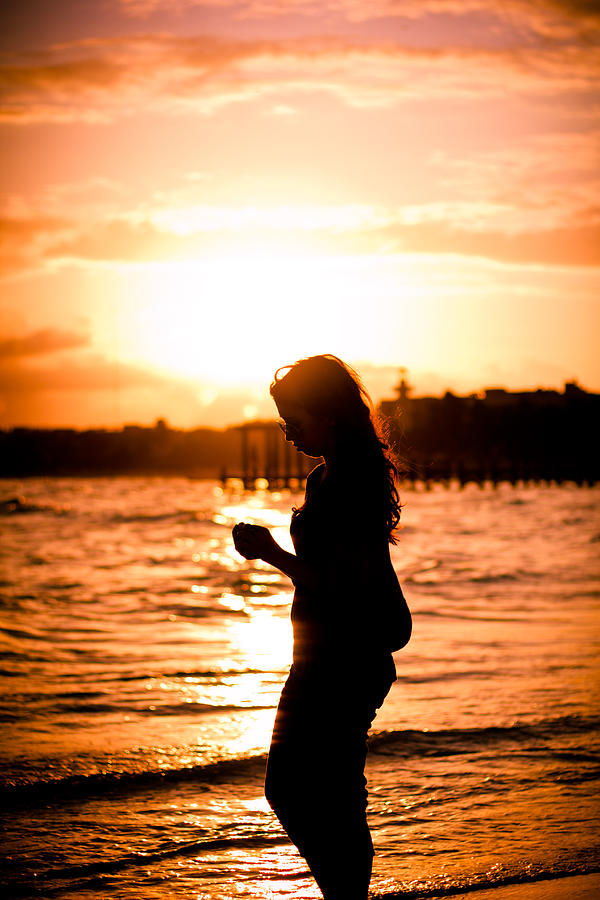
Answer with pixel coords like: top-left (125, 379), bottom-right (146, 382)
top-left (0, 419), bottom-right (240, 478)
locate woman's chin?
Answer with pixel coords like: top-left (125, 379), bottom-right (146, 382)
top-left (292, 440), bottom-right (321, 458)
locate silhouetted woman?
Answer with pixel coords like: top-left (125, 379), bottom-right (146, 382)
top-left (232, 354), bottom-right (411, 900)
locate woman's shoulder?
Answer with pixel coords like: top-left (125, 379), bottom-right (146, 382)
top-left (306, 460), bottom-right (384, 512)
top-left (305, 462), bottom-right (326, 491)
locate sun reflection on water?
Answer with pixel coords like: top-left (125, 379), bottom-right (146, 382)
top-left (225, 709), bottom-right (277, 757)
top-left (229, 609), bottom-right (293, 672)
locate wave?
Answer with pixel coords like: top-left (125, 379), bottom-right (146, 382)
top-left (368, 714), bottom-right (600, 759)
top-left (466, 572), bottom-right (518, 583)
top-left (3, 714), bottom-right (598, 806)
top-left (0, 750), bottom-right (270, 807)
top-left (395, 669), bottom-right (504, 683)
top-left (3, 834), bottom-right (599, 900)
top-left (87, 666), bottom-right (285, 683)
top-left (0, 664), bottom-right (284, 683)
top-left (162, 602), bottom-right (250, 619)
top-left (41, 700), bottom-right (275, 717)
top-left (2, 832), bottom-right (291, 897)
top-left (414, 609), bottom-right (528, 623)
top-left (0, 624), bottom-right (48, 641)
top-left (0, 694), bottom-right (277, 723)
top-left (0, 495), bottom-right (71, 516)
top-left (108, 508), bottom-right (214, 525)
top-left (404, 566), bottom-right (545, 587)
top-left (373, 867), bottom-right (600, 900)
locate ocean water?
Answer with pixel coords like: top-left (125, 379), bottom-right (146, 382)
top-left (0, 476), bottom-right (599, 900)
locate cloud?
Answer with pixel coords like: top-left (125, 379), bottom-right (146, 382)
top-left (429, 130), bottom-right (600, 231)
top-left (0, 215), bottom-right (210, 275)
top-left (368, 219), bottom-right (600, 267)
top-left (0, 215), bottom-right (70, 276)
top-left (114, 0), bottom-right (600, 19)
top-left (0, 352), bottom-right (170, 428)
top-left (1, 177), bottom-right (127, 220)
top-left (0, 353), bottom-right (166, 392)
top-left (1, 29), bottom-right (597, 124)
top-left (113, 0), bottom-right (600, 41)
top-left (0, 350), bottom-right (275, 428)
top-left (2, 121), bottom-right (598, 274)
top-left (0, 328), bottom-right (90, 359)
top-left (3, 196), bottom-right (598, 272)
top-left (0, 52), bottom-right (129, 123)
top-left (48, 218), bottom-right (201, 261)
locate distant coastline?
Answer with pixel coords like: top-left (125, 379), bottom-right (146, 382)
top-left (1, 382), bottom-right (598, 485)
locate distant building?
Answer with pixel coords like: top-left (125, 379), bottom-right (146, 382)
top-left (378, 374), bottom-right (596, 420)
top-left (376, 373), bottom-right (599, 485)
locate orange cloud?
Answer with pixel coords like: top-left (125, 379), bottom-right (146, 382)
top-left (1, 32), bottom-right (597, 124)
top-left (0, 215), bottom-right (70, 276)
top-left (47, 219), bottom-right (202, 261)
top-left (116, 0), bottom-right (599, 19)
top-left (0, 328), bottom-right (90, 358)
top-left (6, 209), bottom-right (594, 268)
top-left (431, 131), bottom-right (600, 228)
top-left (369, 220), bottom-right (600, 267)
top-left (0, 354), bottom-right (165, 392)
top-left (115, 0), bottom-right (600, 39)
top-left (0, 352), bottom-right (182, 428)
top-left (0, 350), bottom-right (277, 428)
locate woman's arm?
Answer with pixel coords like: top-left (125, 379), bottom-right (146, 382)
top-left (232, 523), bottom-right (320, 591)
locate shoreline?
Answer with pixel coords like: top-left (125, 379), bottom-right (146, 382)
top-left (405, 872), bottom-right (600, 900)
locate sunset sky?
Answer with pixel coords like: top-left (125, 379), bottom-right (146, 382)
top-left (1, 0), bottom-right (599, 429)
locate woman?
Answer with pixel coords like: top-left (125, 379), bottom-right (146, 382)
top-left (232, 354), bottom-right (411, 900)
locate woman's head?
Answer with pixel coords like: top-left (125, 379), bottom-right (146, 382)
top-left (270, 355), bottom-right (371, 457)
top-left (270, 354), bottom-right (403, 540)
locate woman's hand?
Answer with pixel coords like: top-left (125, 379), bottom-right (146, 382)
top-left (233, 522), bottom-right (318, 589)
top-left (232, 522), bottom-right (279, 563)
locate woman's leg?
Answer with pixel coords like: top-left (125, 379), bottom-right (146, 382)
top-left (265, 660), bottom-right (394, 899)
top-left (265, 727), bottom-right (373, 898)
top-left (265, 667), bottom-right (316, 853)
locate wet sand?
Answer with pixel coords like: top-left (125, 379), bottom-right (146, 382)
top-left (440, 872), bottom-right (600, 900)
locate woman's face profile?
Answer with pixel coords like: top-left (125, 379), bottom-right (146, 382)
top-left (275, 400), bottom-right (330, 459)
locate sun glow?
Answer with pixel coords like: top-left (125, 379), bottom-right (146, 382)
top-left (149, 202), bottom-right (388, 235)
top-left (118, 250), bottom-right (322, 382)
top-left (115, 245), bottom-right (429, 388)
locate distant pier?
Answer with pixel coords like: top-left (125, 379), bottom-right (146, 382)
top-left (400, 457), bottom-right (596, 489)
top-left (220, 422), bottom-right (317, 490)
top-left (220, 422), bottom-right (597, 490)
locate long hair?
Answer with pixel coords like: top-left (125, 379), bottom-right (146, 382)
top-left (270, 354), bottom-right (402, 543)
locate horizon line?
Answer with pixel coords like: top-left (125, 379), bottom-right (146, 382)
top-left (2, 379), bottom-right (596, 434)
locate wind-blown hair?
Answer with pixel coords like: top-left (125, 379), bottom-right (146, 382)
top-left (270, 354), bottom-right (402, 543)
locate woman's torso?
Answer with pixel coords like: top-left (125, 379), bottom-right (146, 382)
top-left (289, 463), bottom-right (410, 665)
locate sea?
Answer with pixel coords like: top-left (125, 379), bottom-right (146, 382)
top-left (0, 476), bottom-right (599, 900)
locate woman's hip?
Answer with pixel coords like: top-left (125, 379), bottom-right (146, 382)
top-left (271, 653), bottom-right (395, 747)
